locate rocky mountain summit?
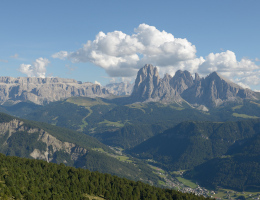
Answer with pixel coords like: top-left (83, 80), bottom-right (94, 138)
top-left (131, 64), bottom-right (258, 107)
top-left (0, 77), bottom-right (110, 105)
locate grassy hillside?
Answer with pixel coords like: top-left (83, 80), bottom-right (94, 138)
top-left (3, 97), bottom-right (260, 150)
top-left (21, 97), bottom-right (219, 148)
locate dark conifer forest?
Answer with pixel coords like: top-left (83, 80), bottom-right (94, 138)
top-left (0, 154), bottom-right (209, 200)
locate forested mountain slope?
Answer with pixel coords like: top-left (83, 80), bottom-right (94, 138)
top-left (2, 96), bottom-right (260, 150)
top-left (0, 153), bottom-right (210, 200)
top-left (0, 112), bottom-right (160, 184)
top-left (128, 119), bottom-right (260, 170)
top-left (184, 131), bottom-right (260, 191)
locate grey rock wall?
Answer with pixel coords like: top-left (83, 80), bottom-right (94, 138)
top-left (0, 77), bottom-right (110, 105)
top-left (131, 64), bottom-right (258, 107)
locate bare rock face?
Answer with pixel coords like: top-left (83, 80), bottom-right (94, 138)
top-left (170, 70), bottom-right (194, 94)
top-left (0, 119), bottom-right (88, 163)
top-left (182, 72), bottom-right (257, 107)
top-left (105, 82), bottom-right (134, 96)
top-left (0, 77), bottom-right (110, 105)
top-left (153, 73), bottom-right (182, 102)
top-left (131, 65), bottom-right (183, 103)
top-left (131, 64), bottom-right (258, 107)
top-left (131, 64), bottom-right (161, 101)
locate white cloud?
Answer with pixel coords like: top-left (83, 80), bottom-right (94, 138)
top-left (19, 57), bottom-right (50, 78)
top-left (94, 81), bottom-right (101, 85)
top-left (236, 82), bottom-right (251, 89)
top-left (158, 57), bottom-right (205, 77)
top-left (52, 24), bottom-right (260, 89)
top-left (52, 24), bottom-right (198, 78)
top-left (198, 50), bottom-right (260, 88)
top-left (52, 51), bottom-right (68, 60)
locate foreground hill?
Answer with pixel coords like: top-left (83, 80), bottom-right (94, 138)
top-left (0, 154), bottom-right (210, 200)
top-left (0, 112), bottom-right (160, 184)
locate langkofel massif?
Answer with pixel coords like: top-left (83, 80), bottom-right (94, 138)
top-left (131, 64), bottom-right (258, 107)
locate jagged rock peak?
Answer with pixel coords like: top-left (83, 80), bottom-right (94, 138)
top-left (195, 73), bottom-right (200, 82)
top-left (163, 73), bottom-right (172, 81)
top-left (130, 64), bottom-right (258, 107)
top-left (131, 64), bottom-right (183, 103)
top-left (131, 64), bottom-right (160, 101)
top-left (105, 82), bottom-right (134, 96)
top-left (206, 71), bottom-right (239, 87)
top-left (139, 64), bottom-right (159, 79)
top-left (170, 70), bottom-right (194, 94)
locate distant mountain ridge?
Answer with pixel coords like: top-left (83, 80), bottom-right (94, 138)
top-left (105, 82), bottom-right (134, 96)
top-left (0, 77), bottom-right (110, 105)
top-left (131, 64), bottom-right (258, 107)
top-left (0, 65), bottom-right (257, 107)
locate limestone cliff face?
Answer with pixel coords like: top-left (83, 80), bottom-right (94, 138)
top-left (0, 119), bottom-right (88, 163)
top-left (0, 77), bottom-right (110, 105)
top-left (131, 64), bottom-right (258, 107)
top-left (182, 72), bottom-right (257, 107)
top-left (131, 64), bottom-right (160, 101)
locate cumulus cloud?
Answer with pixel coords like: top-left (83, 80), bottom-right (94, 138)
top-left (19, 57), bottom-right (50, 78)
top-left (52, 24), bottom-right (199, 78)
top-left (52, 23), bottom-right (260, 89)
top-left (52, 51), bottom-right (68, 60)
top-left (197, 50), bottom-right (260, 88)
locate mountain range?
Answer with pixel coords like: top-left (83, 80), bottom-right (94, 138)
top-left (131, 64), bottom-right (258, 107)
top-left (0, 64), bottom-right (260, 196)
top-left (0, 112), bottom-right (160, 184)
top-left (0, 77), bottom-right (109, 105)
top-left (0, 64), bottom-right (258, 108)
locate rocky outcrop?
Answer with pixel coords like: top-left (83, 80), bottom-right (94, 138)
top-left (0, 77), bottom-right (110, 105)
top-left (105, 82), bottom-right (134, 96)
top-left (0, 119), bottom-right (88, 163)
top-left (131, 64), bottom-right (258, 107)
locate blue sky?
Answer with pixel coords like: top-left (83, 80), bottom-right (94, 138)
top-left (1, 0), bottom-right (260, 90)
